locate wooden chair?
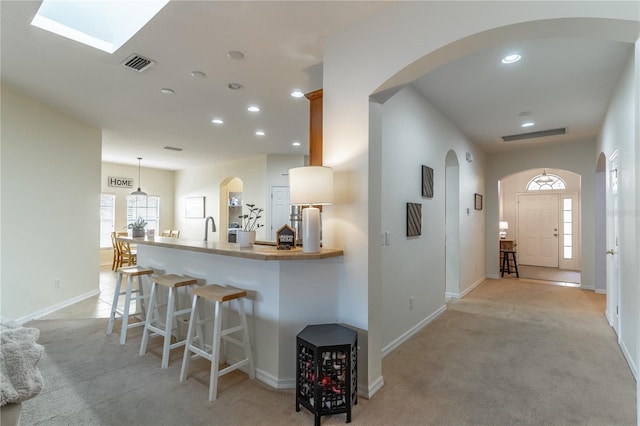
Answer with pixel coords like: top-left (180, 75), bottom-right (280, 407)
top-left (170, 230), bottom-right (180, 238)
top-left (118, 240), bottom-right (137, 267)
top-left (161, 230), bottom-right (171, 237)
top-left (111, 232), bottom-right (121, 270)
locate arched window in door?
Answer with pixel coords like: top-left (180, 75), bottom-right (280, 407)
top-left (526, 171), bottom-right (566, 191)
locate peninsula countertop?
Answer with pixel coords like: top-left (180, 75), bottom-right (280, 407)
top-left (117, 236), bottom-right (343, 261)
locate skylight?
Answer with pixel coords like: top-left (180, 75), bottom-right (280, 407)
top-left (31, 0), bottom-right (169, 54)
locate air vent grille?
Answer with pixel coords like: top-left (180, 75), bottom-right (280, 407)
top-left (164, 146), bottom-right (183, 152)
top-left (120, 54), bottom-right (155, 72)
top-left (502, 127), bottom-right (566, 142)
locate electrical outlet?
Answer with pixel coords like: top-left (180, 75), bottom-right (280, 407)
top-left (54, 279), bottom-right (61, 289)
top-left (409, 296), bottom-right (414, 310)
top-left (384, 231), bottom-right (390, 246)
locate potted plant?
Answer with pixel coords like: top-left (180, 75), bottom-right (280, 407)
top-left (128, 217), bottom-right (147, 238)
top-left (237, 203), bottom-right (263, 247)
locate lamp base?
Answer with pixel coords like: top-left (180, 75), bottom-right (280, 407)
top-left (302, 207), bottom-right (320, 253)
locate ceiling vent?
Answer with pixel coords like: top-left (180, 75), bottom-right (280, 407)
top-left (120, 53), bottom-right (155, 72)
top-left (164, 146), bottom-right (183, 152)
top-left (502, 127), bottom-right (566, 142)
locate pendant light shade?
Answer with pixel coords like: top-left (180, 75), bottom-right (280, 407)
top-left (131, 157), bottom-right (147, 196)
top-left (535, 170), bottom-right (553, 185)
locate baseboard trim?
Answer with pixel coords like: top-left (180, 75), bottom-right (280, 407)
top-left (447, 276), bottom-right (485, 299)
top-left (619, 338), bottom-right (638, 380)
top-left (16, 289), bottom-right (100, 324)
top-left (360, 375), bottom-right (384, 399)
top-left (594, 288), bottom-right (606, 294)
top-left (381, 304), bottom-right (447, 358)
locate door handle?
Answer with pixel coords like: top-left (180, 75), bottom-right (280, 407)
top-left (553, 234), bottom-right (558, 237)
top-left (606, 249), bottom-right (616, 255)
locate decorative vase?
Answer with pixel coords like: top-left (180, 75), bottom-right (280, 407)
top-left (132, 228), bottom-right (145, 238)
top-left (237, 230), bottom-right (256, 248)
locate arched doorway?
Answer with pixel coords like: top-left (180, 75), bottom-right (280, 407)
top-left (445, 150), bottom-right (460, 297)
top-left (219, 177), bottom-right (243, 243)
top-left (499, 168), bottom-right (581, 283)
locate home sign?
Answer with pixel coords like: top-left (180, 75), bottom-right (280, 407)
top-left (276, 224), bottom-right (296, 249)
top-left (108, 176), bottom-right (134, 189)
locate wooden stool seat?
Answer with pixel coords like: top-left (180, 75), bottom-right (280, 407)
top-left (500, 250), bottom-right (519, 278)
top-left (139, 274), bottom-right (199, 368)
top-left (107, 266), bottom-right (154, 345)
top-left (180, 284), bottom-right (255, 401)
top-left (192, 284), bottom-right (247, 302)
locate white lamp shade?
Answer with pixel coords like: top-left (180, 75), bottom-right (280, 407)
top-left (499, 221), bottom-right (509, 230)
top-left (289, 166), bottom-right (333, 205)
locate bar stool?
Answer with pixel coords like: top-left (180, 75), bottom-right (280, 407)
top-left (500, 250), bottom-right (519, 278)
top-left (107, 266), bottom-right (154, 345)
top-left (180, 284), bottom-right (255, 401)
top-left (139, 274), bottom-right (199, 368)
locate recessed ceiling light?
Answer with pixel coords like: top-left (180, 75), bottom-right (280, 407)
top-left (292, 141), bottom-right (301, 147)
top-left (160, 88), bottom-right (175, 94)
top-left (247, 105), bottom-right (260, 112)
top-left (190, 71), bottom-right (206, 78)
top-left (227, 50), bottom-right (244, 60)
top-left (227, 82), bottom-right (244, 90)
top-left (211, 118), bottom-right (224, 125)
top-left (521, 122), bottom-right (535, 128)
top-left (255, 130), bottom-right (266, 136)
top-left (291, 90), bottom-right (304, 98)
top-left (501, 54), bottom-right (522, 64)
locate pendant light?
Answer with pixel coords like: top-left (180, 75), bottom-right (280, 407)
top-left (535, 169), bottom-right (553, 185)
top-left (131, 157), bottom-right (147, 196)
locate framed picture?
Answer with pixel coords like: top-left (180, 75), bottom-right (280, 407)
top-left (474, 193), bottom-right (483, 210)
top-left (185, 196), bottom-right (205, 218)
top-left (422, 165), bottom-right (434, 198)
top-left (406, 202), bottom-right (422, 237)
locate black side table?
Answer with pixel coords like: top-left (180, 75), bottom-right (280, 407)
top-left (296, 324), bottom-right (357, 426)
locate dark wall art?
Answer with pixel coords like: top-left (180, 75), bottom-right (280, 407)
top-left (422, 165), bottom-right (434, 198)
top-left (474, 193), bottom-right (483, 210)
top-left (406, 202), bottom-right (422, 237)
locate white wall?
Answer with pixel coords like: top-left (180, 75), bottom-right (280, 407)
top-left (1, 85), bottom-right (101, 321)
top-left (322, 1), bottom-right (638, 395)
top-left (596, 45), bottom-right (639, 377)
top-left (379, 86), bottom-right (485, 351)
top-left (173, 154), bottom-right (304, 242)
top-left (101, 162), bottom-right (175, 233)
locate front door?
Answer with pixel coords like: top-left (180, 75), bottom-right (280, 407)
top-left (517, 193), bottom-right (559, 267)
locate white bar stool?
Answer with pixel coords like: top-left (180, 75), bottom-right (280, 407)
top-left (107, 266), bottom-right (154, 345)
top-left (139, 274), bottom-right (199, 368)
top-left (180, 284), bottom-right (255, 401)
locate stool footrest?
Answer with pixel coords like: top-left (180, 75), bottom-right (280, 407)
top-left (221, 335), bottom-right (244, 348)
top-left (221, 324), bottom-right (243, 337)
top-left (219, 359), bottom-right (249, 377)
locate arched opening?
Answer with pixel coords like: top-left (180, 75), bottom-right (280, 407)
top-left (219, 177), bottom-right (243, 243)
top-left (445, 150), bottom-right (460, 297)
top-left (499, 167), bottom-right (581, 283)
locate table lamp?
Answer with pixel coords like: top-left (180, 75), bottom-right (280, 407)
top-left (499, 221), bottom-right (509, 239)
top-left (289, 166), bottom-right (334, 253)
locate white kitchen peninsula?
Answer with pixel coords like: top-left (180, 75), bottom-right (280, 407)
top-left (119, 236), bottom-right (344, 389)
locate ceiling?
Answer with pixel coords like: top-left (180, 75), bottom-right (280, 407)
top-left (1, 2), bottom-right (637, 170)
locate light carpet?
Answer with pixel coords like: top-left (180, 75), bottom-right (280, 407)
top-left (21, 278), bottom-right (635, 425)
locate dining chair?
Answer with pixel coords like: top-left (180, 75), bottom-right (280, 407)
top-left (170, 230), bottom-right (180, 238)
top-left (161, 230), bottom-right (171, 237)
top-left (118, 240), bottom-right (137, 267)
top-left (111, 232), bottom-right (121, 270)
